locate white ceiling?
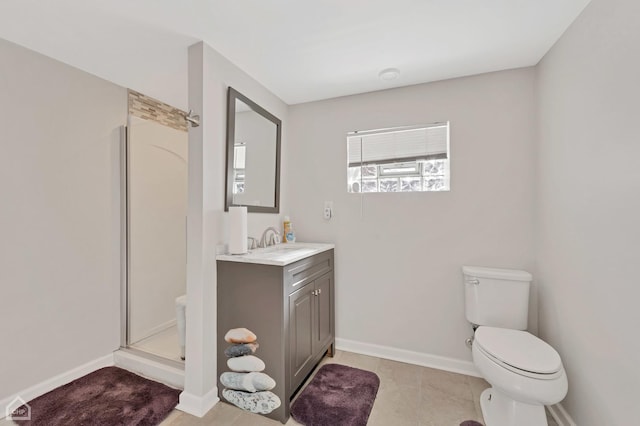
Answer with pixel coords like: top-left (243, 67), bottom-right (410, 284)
top-left (0, 0), bottom-right (590, 109)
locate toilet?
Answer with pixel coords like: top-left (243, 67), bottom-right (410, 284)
top-left (463, 266), bottom-right (567, 426)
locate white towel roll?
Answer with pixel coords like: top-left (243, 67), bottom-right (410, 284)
top-left (228, 206), bottom-right (248, 254)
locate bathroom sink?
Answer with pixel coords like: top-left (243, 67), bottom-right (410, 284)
top-left (264, 245), bottom-right (312, 253)
top-left (262, 245), bottom-right (301, 252)
top-left (217, 242), bottom-right (334, 266)
top-left (245, 245), bottom-right (316, 260)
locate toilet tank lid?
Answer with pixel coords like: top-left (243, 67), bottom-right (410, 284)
top-left (462, 266), bottom-right (532, 282)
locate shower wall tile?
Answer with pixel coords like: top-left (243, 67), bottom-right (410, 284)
top-left (128, 90), bottom-right (188, 132)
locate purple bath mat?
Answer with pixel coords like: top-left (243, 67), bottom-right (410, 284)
top-left (460, 421), bottom-right (484, 426)
top-left (11, 366), bottom-right (180, 426)
top-left (291, 363), bottom-right (380, 426)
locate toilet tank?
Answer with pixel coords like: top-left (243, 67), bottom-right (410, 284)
top-left (463, 266), bottom-right (532, 330)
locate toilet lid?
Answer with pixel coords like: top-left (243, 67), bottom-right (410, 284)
top-left (475, 327), bottom-right (562, 374)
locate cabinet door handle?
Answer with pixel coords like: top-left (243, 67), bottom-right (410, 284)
top-left (312, 290), bottom-right (317, 296)
top-left (317, 288), bottom-right (322, 294)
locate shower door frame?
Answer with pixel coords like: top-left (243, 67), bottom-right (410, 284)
top-left (119, 124), bottom-right (185, 369)
top-left (120, 125), bottom-right (130, 349)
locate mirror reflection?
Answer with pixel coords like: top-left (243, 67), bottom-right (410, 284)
top-left (226, 88), bottom-right (281, 213)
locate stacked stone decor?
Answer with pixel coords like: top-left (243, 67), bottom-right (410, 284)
top-left (221, 328), bottom-right (281, 415)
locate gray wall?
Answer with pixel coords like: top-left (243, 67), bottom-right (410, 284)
top-left (287, 68), bottom-right (537, 363)
top-left (0, 38), bottom-right (126, 400)
top-left (536, 0), bottom-right (640, 424)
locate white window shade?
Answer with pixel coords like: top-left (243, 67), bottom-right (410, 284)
top-left (348, 123), bottom-right (448, 166)
top-left (234, 145), bottom-right (246, 169)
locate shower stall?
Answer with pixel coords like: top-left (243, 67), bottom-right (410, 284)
top-left (120, 91), bottom-right (193, 368)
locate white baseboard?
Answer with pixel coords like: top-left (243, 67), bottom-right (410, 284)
top-left (176, 387), bottom-right (219, 418)
top-left (1, 353), bottom-right (114, 419)
top-left (113, 349), bottom-right (184, 389)
top-left (548, 402), bottom-right (576, 426)
top-left (336, 337), bottom-right (481, 377)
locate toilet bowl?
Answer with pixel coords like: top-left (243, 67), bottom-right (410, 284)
top-left (472, 326), bottom-right (567, 426)
top-left (175, 295), bottom-right (186, 360)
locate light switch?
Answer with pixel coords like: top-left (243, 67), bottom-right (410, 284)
top-left (323, 201), bottom-right (333, 220)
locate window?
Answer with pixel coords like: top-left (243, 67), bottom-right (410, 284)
top-left (233, 144), bottom-right (246, 194)
top-left (347, 123), bottom-right (450, 193)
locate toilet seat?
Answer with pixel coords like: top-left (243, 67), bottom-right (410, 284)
top-left (475, 326), bottom-right (563, 379)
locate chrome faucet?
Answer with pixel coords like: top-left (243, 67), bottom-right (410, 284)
top-left (259, 227), bottom-right (281, 248)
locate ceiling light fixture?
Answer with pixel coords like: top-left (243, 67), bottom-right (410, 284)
top-left (378, 68), bottom-right (400, 81)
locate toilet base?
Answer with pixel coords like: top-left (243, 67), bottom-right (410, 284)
top-left (480, 388), bottom-right (548, 426)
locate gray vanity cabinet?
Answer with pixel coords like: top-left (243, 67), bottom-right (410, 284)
top-left (217, 249), bottom-right (334, 424)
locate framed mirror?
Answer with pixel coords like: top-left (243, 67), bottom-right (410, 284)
top-left (225, 87), bottom-right (281, 213)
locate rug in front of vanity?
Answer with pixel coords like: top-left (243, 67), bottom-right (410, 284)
top-left (291, 363), bottom-right (380, 426)
top-left (11, 366), bottom-right (180, 426)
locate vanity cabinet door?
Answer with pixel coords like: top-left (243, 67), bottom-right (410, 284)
top-left (313, 272), bottom-right (333, 355)
top-left (289, 271), bottom-right (334, 392)
top-left (289, 282), bottom-right (315, 390)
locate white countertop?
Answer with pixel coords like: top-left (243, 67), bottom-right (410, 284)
top-left (216, 242), bottom-right (334, 266)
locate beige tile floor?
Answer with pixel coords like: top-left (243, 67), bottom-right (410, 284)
top-left (160, 350), bottom-right (559, 426)
top-left (0, 350), bottom-right (559, 426)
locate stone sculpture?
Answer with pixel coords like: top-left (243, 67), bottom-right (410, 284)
top-left (221, 327), bottom-right (278, 415)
